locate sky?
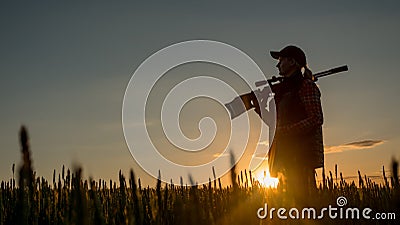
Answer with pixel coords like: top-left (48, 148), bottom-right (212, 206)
top-left (1, 1), bottom-right (400, 186)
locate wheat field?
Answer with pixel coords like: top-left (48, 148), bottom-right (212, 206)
top-left (1, 127), bottom-right (399, 225)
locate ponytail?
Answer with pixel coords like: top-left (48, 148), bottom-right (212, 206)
top-left (303, 65), bottom-right (314, 81)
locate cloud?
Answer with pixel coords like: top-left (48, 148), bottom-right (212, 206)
top-left (257, 141), bottom-right (270, 147)
top-left (213, 153), bottom-right (230, 158)
top-left (213, 152), bottom-right (269, 160)
top-left (251, 153), bottom-right (269, 159)
top-left (325, 140), bottom-right (385, 154)
top-left (212, 139), bottom-right (385, 158)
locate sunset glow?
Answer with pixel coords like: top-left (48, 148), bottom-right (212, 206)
top-left (255, 170), bottom-right (279, 188)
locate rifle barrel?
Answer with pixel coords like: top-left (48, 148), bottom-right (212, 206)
top-left (314, 65), bottom-right (348, 79)
top-left (258, 65), bottom-right (349, 87)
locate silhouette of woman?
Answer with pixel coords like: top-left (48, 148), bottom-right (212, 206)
top-left (267, 45), bottom-right (324, 201)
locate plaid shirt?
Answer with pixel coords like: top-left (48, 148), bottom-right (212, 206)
top-left (276, 78), bottom-right (323, 136)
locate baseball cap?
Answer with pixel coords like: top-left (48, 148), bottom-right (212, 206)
top-left (270, 45), bottom-right (307, 67)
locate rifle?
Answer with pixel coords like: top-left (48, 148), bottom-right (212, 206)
top-left (225, 65), bottom-right (349, 119)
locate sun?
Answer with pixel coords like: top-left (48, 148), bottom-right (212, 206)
top-left (255, 170), bottom-right (279, 188)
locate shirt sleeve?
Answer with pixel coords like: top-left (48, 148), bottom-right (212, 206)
top-left (277, 80), bottom-right (323, 136)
